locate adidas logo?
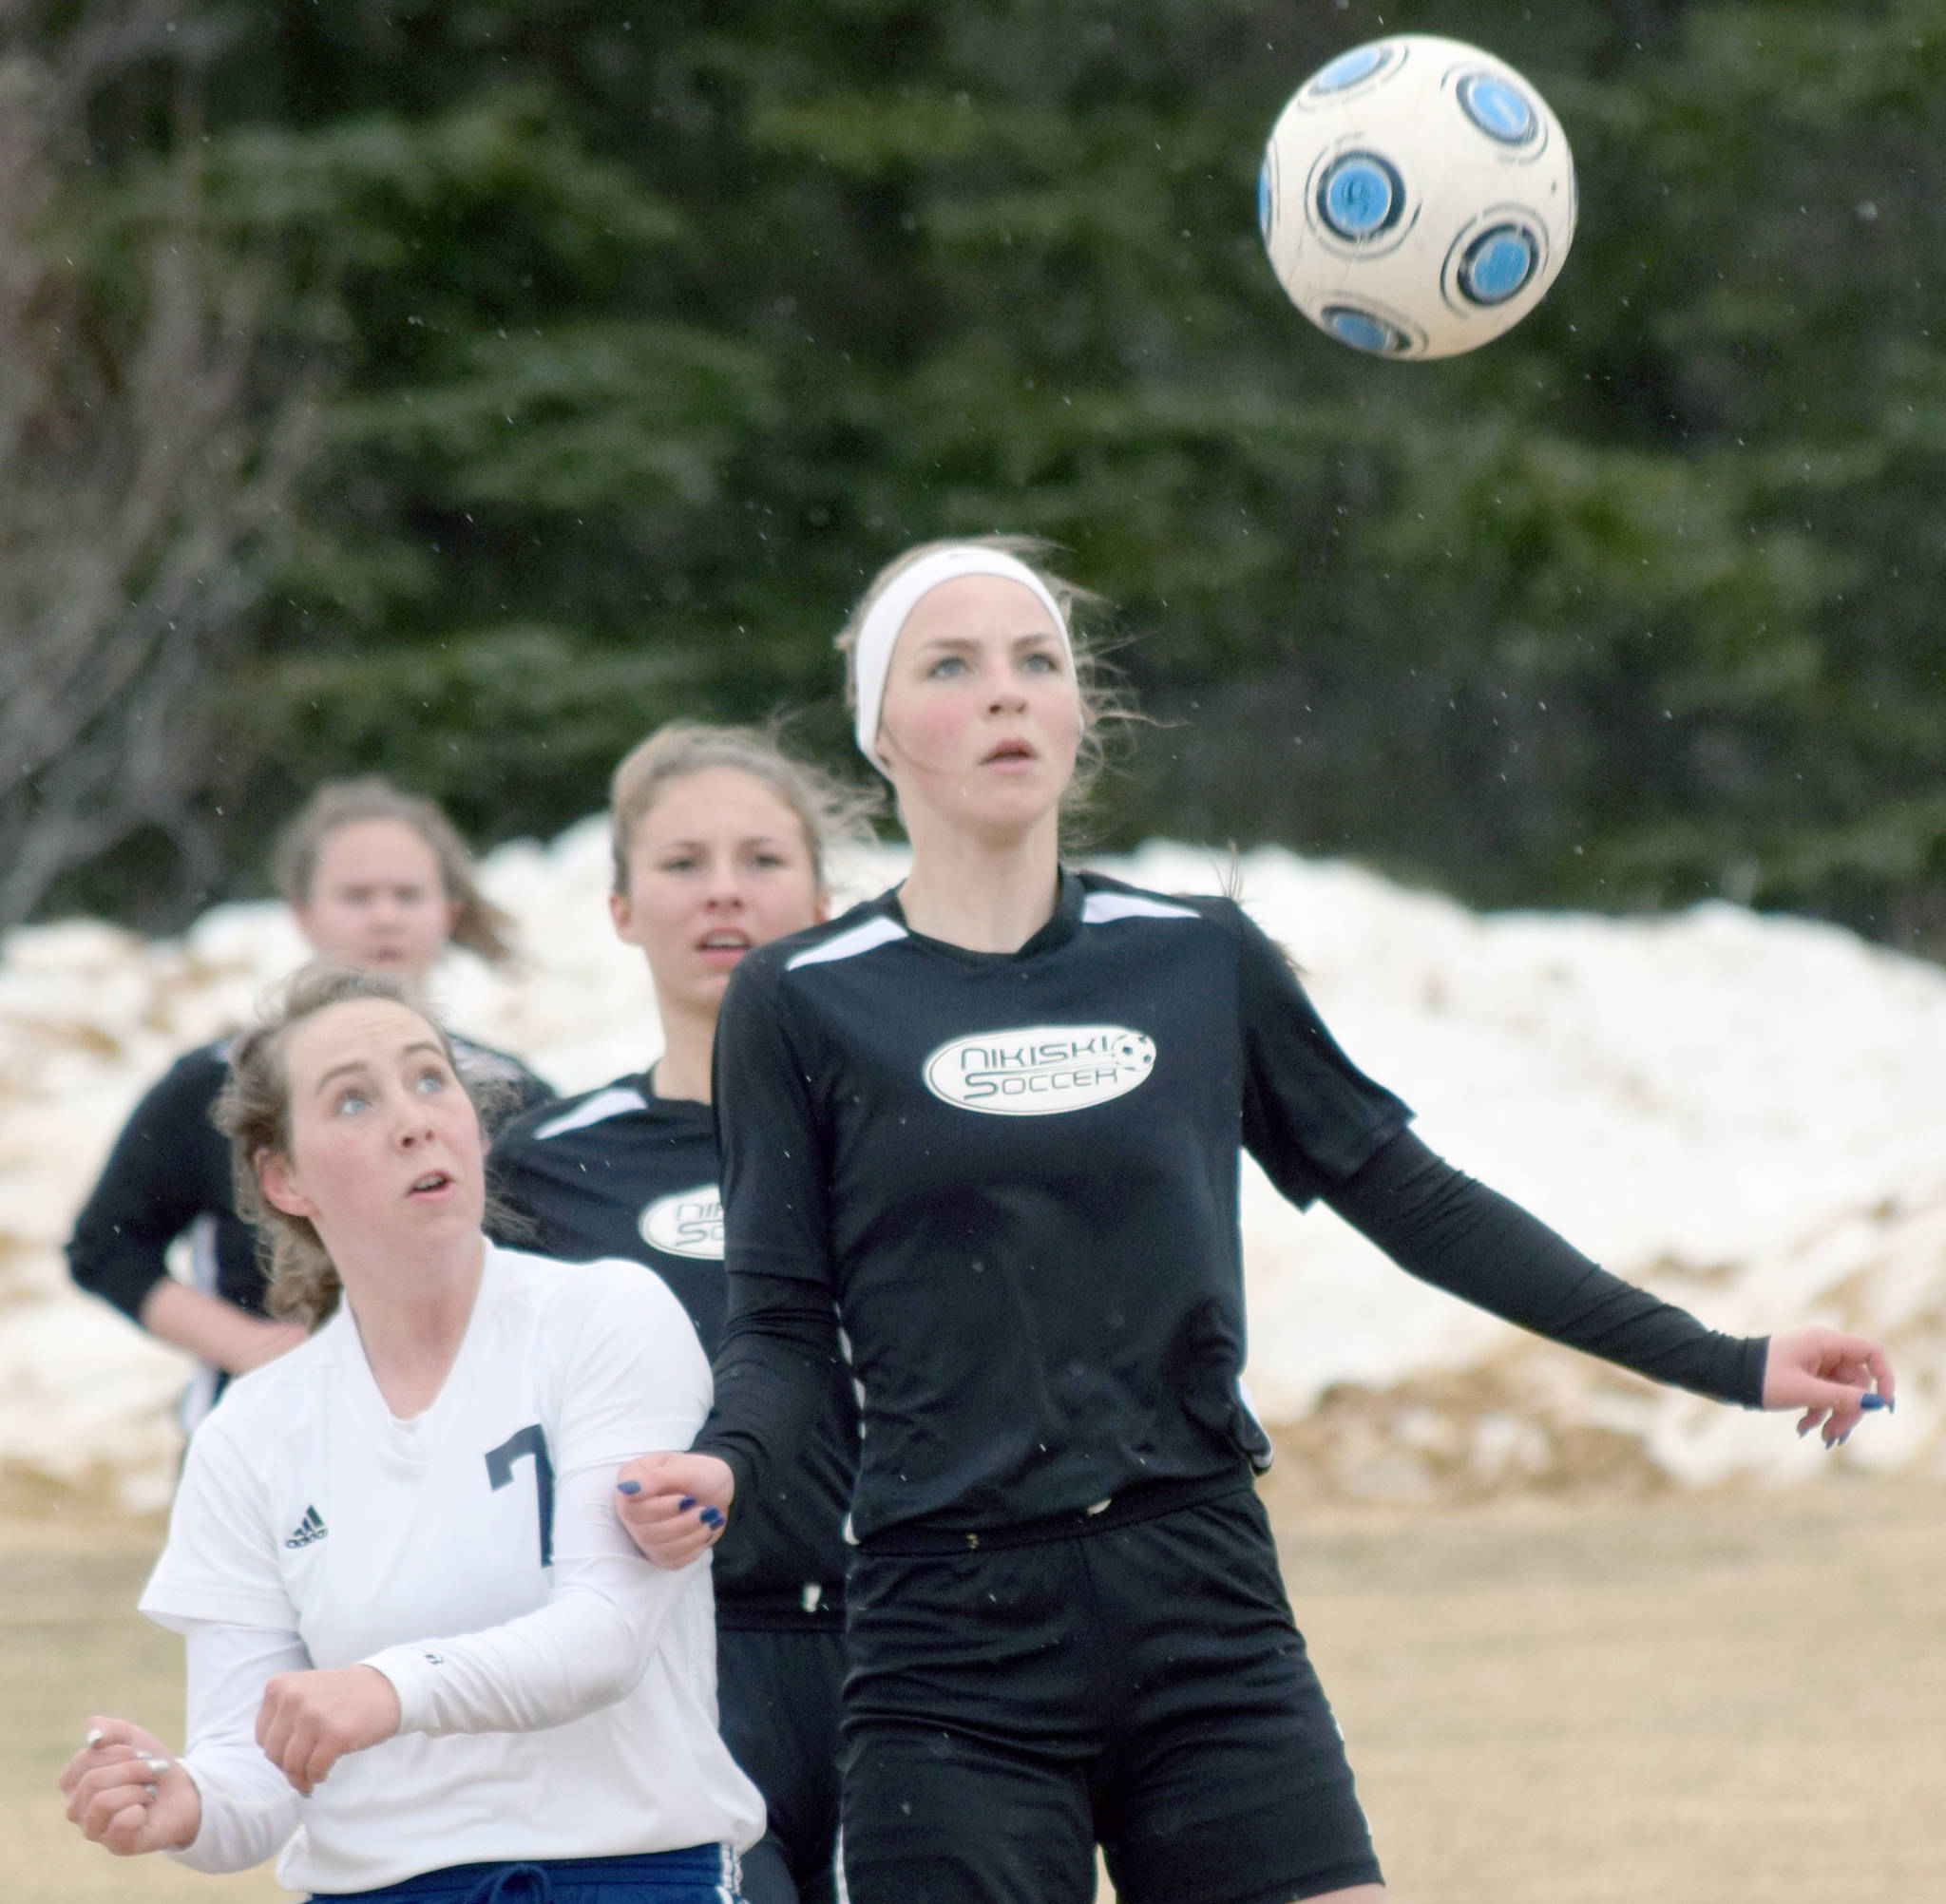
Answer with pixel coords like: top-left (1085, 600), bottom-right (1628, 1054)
top-left (284, 1506), bottom-right (328, 1550)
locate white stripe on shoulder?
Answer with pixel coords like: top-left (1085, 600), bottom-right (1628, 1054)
top-left (533, 1086), bottom-right (649, 1141)
top-left (1081, 890), bottom-right (1200, 925)
top-left (786, 915), bottom-right (909, 970)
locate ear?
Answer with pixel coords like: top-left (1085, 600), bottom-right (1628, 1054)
top-left (608, 887), bottom-right (642, 948)
top-left (444, 895), bottom-right (464, 939)
top-left (812, 889), bottom-right (830, 925)
top-left (257, 1148), bottom-right (316, 1221)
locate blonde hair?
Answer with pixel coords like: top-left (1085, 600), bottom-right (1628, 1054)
top-left (213, 964), bottom-right (517, 1331)
top-left (274, 776), bottom-right (517, 964)
top-left (834, 535), bottom-right (1130, 810)
top-left (608, 721), bottom-right (878, 897)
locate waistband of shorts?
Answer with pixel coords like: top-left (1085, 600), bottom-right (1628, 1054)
top-left (715, 1583), bottom-right (846, 1630)
top-left (855, 1469), bottom-right (1253, 1557)
top-left (323, 1844), bottom-right (738, 1899)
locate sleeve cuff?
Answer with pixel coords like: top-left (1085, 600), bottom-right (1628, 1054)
top-left (160, 1759), bottom-right (213, 1866)
top-left (1737, 1334), bottom-right (1771, 1410)
top-left (358, 1646), bottom-right (437, 1735)
top-left (690, 1441), bottom-right (756, 1521)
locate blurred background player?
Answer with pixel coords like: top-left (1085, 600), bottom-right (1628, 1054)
top-left (67, 777), bottom-right (553, 1428)
top-left (620, 538), bottom-right (1897, 1904)
top-left (491, 723), bottom-right (869, 1904)
top-left (58, 962), bottom-right (762, 1901)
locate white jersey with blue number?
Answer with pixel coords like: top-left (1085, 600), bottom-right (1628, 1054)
top-left (140, 1241), bottom-right (766, 1893)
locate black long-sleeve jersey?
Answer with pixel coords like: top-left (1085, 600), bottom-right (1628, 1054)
top-left (696, 869), bottom-right (1769, 1548)
top-left (488, 1076), bottom-right (857, 1624)
top-left (68, 1035), bottom-right (554, 1327)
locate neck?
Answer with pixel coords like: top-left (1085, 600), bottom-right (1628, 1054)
top-left (896, 809), bottom-right (1062, 953)
top-left (652, 1000), bottom-right (716, 1105)
top-left (338, 1230), bottom-right (486, 1419)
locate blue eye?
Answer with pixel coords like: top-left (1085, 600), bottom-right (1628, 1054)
top-left (927, 655), bottom-right (969, 678)
top-left (1021, 651), bottom-right (1060, 674)
top-left (334, 1088), bottom-right (370, 1116)
top-left (414, 1068), bottom-right (447, 1095)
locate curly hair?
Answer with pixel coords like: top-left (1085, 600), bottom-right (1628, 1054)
top-left (212, 963), bottom-right (518, 1331)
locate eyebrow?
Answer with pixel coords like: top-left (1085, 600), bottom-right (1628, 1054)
top-left (313, 1040), bottom-right (446, 1095)
top-left (910, 628), bottom-right (1062, 654)
top-left (655, 832), bottom-right (794, 851)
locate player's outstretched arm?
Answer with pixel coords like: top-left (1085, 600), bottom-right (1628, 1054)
top-left (60, 1718), bottom-right (200, 1856)
top-left (1762, 1325), bottom-right (1895, 1445)
top-left (615, 1451), bottom-right (735, 1569)
top-left (1325, 1132), bottom-right (1901, 1440)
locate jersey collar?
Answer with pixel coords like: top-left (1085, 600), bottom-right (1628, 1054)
top-left (882, 867), bottom-right (1084, 964)
top-left (639, 1065), bottom-right (715, 1126)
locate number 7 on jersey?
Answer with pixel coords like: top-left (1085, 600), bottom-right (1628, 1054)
top-left (485, 1424), bottom-right (555, 1568)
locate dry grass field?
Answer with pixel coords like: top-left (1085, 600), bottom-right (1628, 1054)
top-left (8, 1465), bottom-right (1942, 1903)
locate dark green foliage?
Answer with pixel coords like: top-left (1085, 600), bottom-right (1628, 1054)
top-left (26, 0), bottom-right (1946, 954)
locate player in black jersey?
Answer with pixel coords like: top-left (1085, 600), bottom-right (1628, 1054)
top-left (67, 778), bottom-right (551, 1429)
top-left (621, 540), bottom-right (1896, 1904)
top-left (492, 724), bottom-right (873, 1904)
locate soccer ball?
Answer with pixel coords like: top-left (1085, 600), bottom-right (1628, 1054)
top-left (1258, 35), bottom-right (1576, 359)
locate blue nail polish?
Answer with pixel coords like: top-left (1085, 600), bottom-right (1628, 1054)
top-left (1796, 1423), bottom-right (1811, 1438)
top-left (1858, 1393), bottom-right (1889, 1411)
top-left (616, 1480), bottom-right (641, 1495)
top-left (699, 1506), bottom-right (725, 1528)
top-left (677, 1496), bottom-right (696, 1511)
top-left (1840, 1429), bottom-right (1853, 1446)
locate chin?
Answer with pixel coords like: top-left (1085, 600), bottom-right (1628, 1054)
top-left (959, 783), bottom-right (1061, 832)
top-left (676, 971), bottom-right (733, 1012)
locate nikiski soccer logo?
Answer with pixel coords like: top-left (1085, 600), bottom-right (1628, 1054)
top-left (639, 1184), bottom-right (725, 1260)
top-left (923, 1025), bottom-right (1157, 1115)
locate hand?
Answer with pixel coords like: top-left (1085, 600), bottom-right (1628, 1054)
top-left (615, 1452), bottom-right (735, 1569)
top-left (1761, 1325), bottom-right (1896, 1447)
top-left (256, 1665), bottom-right (401, 1796)
top-left (60, 1717), bottom-right (200, 1856)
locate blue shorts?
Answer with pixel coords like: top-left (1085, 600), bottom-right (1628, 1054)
top-left (321, 1845), bottom-right (745, 1903)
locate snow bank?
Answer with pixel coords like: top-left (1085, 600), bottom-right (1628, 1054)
top-left (3, 824), bottom-right (1940, 1511)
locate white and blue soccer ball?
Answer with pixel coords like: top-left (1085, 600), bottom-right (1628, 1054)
top-left (1258, 34), bottom-right (1577, 359)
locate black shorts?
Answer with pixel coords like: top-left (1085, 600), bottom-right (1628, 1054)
top-left (716, 1620), bottom-right (846, 1904)
top-left (837, 1484), bottom-right (1380, 1904)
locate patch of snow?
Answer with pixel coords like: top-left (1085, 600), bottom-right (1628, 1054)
top-left (3, 828), bottom-right (1940, 1508)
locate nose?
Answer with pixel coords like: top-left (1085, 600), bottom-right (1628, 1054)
top-left (984, 659), bottom-right (1028, 714)
top-left (701, 856), bottom-right (746, 908)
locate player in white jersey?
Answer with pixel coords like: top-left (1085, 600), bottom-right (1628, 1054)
top-left (59, 963), bottom-right (763, 1902)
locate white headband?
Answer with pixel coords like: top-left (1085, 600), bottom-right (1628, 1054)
top-left (851, 546), bottom-right (1072, 775)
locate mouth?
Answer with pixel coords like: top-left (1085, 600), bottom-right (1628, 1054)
top-left (696, 929), bottom-right (752, 960)
top-left (407, 1170), bottom-right (454, 1200)
top-left (981, 738), bottom-right (1038, 770)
